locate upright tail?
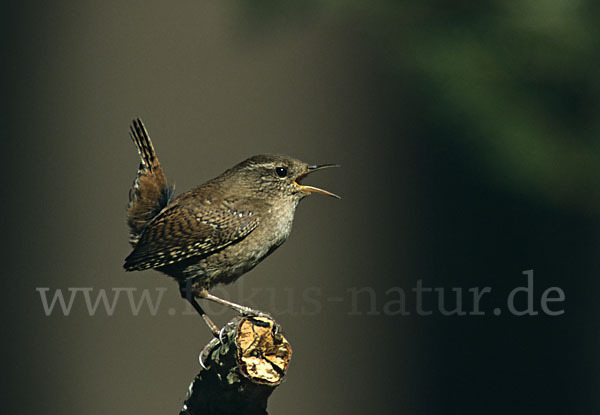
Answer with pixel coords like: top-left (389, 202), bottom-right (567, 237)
top-left (127, 118), bottom-right (174, 245)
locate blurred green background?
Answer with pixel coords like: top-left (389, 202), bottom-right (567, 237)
top-left (3, 1), bottom-right (598, 414)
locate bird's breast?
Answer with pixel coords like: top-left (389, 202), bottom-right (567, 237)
top-left (180, 200), bottom-right (299, 287)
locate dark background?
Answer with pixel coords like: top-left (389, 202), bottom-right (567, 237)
top-left (4, 1), bottom-right (599, 414)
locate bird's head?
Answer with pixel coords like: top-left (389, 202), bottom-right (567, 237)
top-left (229, 154), bottom-right (340, 202)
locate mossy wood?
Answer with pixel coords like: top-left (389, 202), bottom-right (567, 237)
top-left (180, 316), bottom-right (292, 415)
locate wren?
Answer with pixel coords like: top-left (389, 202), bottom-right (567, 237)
top-left (123, 119), bottom-right (339, 335)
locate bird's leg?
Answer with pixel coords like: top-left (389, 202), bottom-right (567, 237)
top-left (186, 297), bottom-right (220, 338)
top-left (196, 288), bottom-right (272, 318)
top-left (180, 281), bottom-right (220, 337)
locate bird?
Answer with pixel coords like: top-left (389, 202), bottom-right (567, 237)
top-left (124, 118), bottom-right (339, 336)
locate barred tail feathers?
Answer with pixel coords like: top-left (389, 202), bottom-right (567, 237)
top-left (127, 118), bottom-right (174, 245)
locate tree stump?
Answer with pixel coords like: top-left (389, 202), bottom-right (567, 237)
top-left (180, 316), bottom-right (292, 415)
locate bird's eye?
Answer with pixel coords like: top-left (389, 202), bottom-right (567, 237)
top-left (275, 166), bottom-right (288, 178)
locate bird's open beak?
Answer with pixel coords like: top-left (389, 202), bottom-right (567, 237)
top-left (294, 164), bottom-right (340, 199)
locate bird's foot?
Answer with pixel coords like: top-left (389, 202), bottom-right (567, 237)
top-left (238, 307), bottom-right (272, 320)
top-left (237, 309), bottom-right (282, 337)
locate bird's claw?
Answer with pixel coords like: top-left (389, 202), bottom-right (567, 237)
top-left (218, 326), bottom-right (228, 345)
top-left (199, 337), bottom-right (219, 370)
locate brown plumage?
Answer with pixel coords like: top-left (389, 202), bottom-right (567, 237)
top-left (126, 119), bottom-right (174, 245)
top-left (124, 198), bottom-right (259, 272)
top-left (124, 118), bottom-right (339, 335)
